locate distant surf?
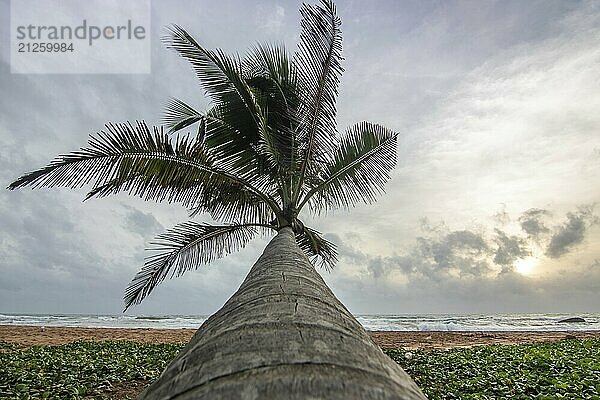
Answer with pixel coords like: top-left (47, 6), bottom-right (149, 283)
top-left (1, 313), bottom-right (598, 331)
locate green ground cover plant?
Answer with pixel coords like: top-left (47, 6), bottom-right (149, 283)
top-left (1, 338), bottom-right (598, 399)
top-left (389, 338), bottom-right (600, 400)
top-left (0, 341), bottom-right (181, 399)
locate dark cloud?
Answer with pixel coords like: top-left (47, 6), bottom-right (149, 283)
top-left (518, 208), bottom-right (551, 239)
top-left (358, 227), bottom-right (493, 282)
top-left (0, 191), bottom-right (129, 312)
top-left (341, 205), bottom-right (598, 285)
top-left (417, 230), bottom-right (490, 277)
top-left (122, 205), bottom-right (164, 238)
top-left (367, 256), bottom-right (387, 279)
top-left (546, 205), bottom-right (599, 258)
top-left (492, 229), bottom-right (531, 270)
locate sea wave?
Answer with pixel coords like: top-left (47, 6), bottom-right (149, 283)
top-left (1, 313), bottom-right (598, 331)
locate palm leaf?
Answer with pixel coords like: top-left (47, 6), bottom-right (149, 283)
top-left (162, 97), bottom-right (203, 134)
top-left (163, 26), bottom-right (303, 208)
top-left (201, 105), bottom-right (264, 177)
top-left (299, 121), bottom-right (398, 213)
top-left (81, 129), bottom-right (208, 205)
top-left (161, 101), bottom-right (277, 202)
top-left (189, 182), bottom-right (275, 225)
top-left (295, 225), bottom-right (338, 271)
top-left (294, 0), bottom-right (343, 197)
top-left (124, 223), bottom-right (260, 310)
top-left (7, 121), bottom-right (279, 214)
top-left (163, 25), bottom-right (261, 143)
top-left (244, 43), bottom-right (301, 173)
top-left (163, 25), bottom-right (278, 191)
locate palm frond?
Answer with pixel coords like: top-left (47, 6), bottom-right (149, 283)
top-left (163, 25), bottom-right (279, 191)
top-left (201, 105), bottom-right (263, 176)
top-left (162, 97), bottom-right (203, 134)
top-left (163, 26), bottom-right (306, 206)
top-left (244, 43), bottom-right (301, 171)
top-left (162, 100), bottom-right (272, 193)
top-left (299, 121), bottom-right (398, 213)
top-left (163, 25), bottom-right (261, 141)
top-left (124, 223), bottom-right (260, 310)
top-left (7, 121), bottom-right (280, 214)
top-left (295, 225), bottom-right (338, 271)
top-left (294, 0), bottom-right (343, 196)
top-left (81, 129), bottom-right (207, 205)
top-left (189, 181), bottom-right (275, 225)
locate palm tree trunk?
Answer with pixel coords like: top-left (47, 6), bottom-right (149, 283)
top-left (140, 227), bottom-right (427, 399)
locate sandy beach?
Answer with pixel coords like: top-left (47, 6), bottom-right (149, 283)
top-left (2, 325), bottom-right (599, 350)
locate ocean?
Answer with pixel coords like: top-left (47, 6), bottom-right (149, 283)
top-left (1, 313), bottom-right (599, 331)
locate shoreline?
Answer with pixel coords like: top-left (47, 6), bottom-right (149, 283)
top-left (2, 325), bottom-right (600, 349)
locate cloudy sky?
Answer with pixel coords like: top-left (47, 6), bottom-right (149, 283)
top-left (1, 0), bottom-right (599, 316)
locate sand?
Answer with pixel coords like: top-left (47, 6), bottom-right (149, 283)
top-left (2, 325), bottom-right (599, 349)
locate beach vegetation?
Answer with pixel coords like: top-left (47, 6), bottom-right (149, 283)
top-left (1, 339), bottom-right (599, 399)
top-left (0, 341), bottom-right (181, 399)
top-left (389, 338), bottom-right (600, 400)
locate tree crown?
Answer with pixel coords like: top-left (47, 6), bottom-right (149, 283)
top-left (8, 0), bottom-right (398, 310)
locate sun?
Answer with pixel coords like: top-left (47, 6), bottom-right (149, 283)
top-left (514, 257), bottom-right (539, 276)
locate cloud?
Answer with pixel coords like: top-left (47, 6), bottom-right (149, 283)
top-left (329, 237), bottom-right (600, 315)
top-left (518, 208), bottom-right (551, 239)
top-left (358, 226), bottom-right (493, 283)
top-left (546, 205), bottom-right (599, 258)
top-left (122, 205), bottom-right (164, 238)
top-left (492, 229), bottom-right (531, 270)
top-left (378, 0), bottom-right (600, 233)
top-left (493, 205), bottom-right (511, 226)
top-left (255, 4), bottom-right (285, 35)
top-left (0, 190), bottom-right (124, 312)
top-left (336, 205), bottom-right (598, 285)
top-left (325, 205), bottom-right (600, 314)
top-left (417, 229), bottom-right (490, 277)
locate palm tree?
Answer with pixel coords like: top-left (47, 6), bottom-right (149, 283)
top-left (8, 0), bottom-right (426, 398)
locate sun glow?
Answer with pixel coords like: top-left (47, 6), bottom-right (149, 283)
top-left (514, 257), bottom-right (539, 276)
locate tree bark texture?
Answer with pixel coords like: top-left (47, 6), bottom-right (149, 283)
top-left (139, 227), bottom-right (427, 399)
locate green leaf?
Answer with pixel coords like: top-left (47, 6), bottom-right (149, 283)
top-left (300, 121), bottom-right (398, 213)
top-left (123, 222), bottom-right (259, 310)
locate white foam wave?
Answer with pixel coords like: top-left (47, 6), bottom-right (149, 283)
top-left (1, 313), bottom-right (598, 331)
